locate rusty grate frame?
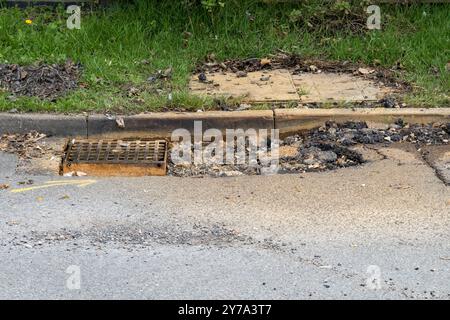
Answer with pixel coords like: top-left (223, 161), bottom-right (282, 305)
top-left (61, 139), bottom-right (168, 176)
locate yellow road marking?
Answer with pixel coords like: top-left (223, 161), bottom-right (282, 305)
top-left (10, 179), bottom-right (97, 193)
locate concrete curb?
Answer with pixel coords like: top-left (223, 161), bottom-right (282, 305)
top-left (87, 111), bottom-right (274, 139)
top-left (0, 108), bottom-right (449, 138)
top-left (0, 113), bottom-right (87, 137)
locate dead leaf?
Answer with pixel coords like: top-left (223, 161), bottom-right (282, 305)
top-left (393, 60), bottom-right (404, 70)
top-left (309, 65), bottom-right (318, 72)
top-left (163, 67), bottom-right (173, 78)
top-left (127, 87), bottom-right (139, 97)
top-left (0, 184), bottom-right (9, 190)
top-left (182, 31), bottom-right (192, 39)
top-left (358, 67), bottom-right (374, 75)
top-left (260, 58), bottom-right (271, 66)
top-left (63, 171), bottom-right (87, 177)
top-left (18, 179), bottom-right (34, 185)
top-left (116, 117), bottom-right (125, 128)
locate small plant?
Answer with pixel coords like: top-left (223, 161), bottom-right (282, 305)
top-left (201, 0), bottom-right (225, 12)
top-left (332, 1), bottom-right (352, 15)
top-left (288, 1), bottom-right (368, 34)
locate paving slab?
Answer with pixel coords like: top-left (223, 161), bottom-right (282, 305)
top-left (190, 69), bottom-right (300, 102)
top-left (190, 69), bottom-right (391, 103)
top-left (292, 72), bottom-right (389, 102)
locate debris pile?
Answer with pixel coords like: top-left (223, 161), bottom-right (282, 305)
top-left (0, 60), bottom-right (80, 100)
top-left (291, 120), bottom-right (450, 146)
top-left (0, 131), bottom-right (49, 159)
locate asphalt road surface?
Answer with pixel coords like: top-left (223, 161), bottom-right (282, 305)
top-left (0, 143), bottom-right (449, 299)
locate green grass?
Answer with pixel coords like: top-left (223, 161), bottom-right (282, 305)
top-left (0, 0), bottom-right (448, 113)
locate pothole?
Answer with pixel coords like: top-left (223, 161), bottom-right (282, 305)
top-left (168, 121), bottom-right (449, 178)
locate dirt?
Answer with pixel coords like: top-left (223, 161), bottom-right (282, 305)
top-left (0, 60), bottom-right (80, 100)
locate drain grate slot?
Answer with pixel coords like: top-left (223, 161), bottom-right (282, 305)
top-left (61, 139), bottom-right (168, 176)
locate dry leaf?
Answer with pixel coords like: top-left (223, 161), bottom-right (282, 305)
top-left (116, 117), bottom-right (125, 128)
top-left (63, 171), bottom-right (87, 177)
top-left (358, 67), bottom-right (374, 75)
top-left (309, 65), bottom-right (318, 72)
top-left (260, 58), bottom-right (271, 66)
top-left (0, 184), bottom-right (10, 190)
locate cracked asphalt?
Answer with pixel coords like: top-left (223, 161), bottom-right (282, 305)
top-left (0, 142), bottom-right (449, 299)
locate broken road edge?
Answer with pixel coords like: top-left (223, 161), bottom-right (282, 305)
top-left (0, 108), bottom-right (449, 139)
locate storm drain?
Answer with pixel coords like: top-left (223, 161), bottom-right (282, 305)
top-left (61, 139), bottom-right (168, 176)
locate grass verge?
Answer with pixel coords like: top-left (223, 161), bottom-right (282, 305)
top-left (0, 0), bottom-right (448, 113)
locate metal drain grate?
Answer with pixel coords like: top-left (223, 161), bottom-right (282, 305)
top-left (61, 139), bottom-right (168, 176)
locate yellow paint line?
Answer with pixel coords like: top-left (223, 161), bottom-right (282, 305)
top-left (10, 180), bottom-right (97, 193)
